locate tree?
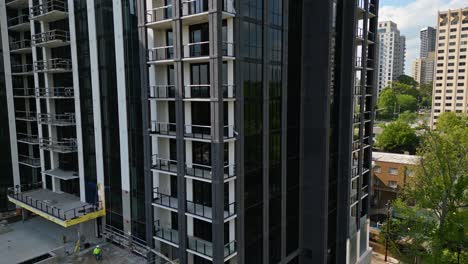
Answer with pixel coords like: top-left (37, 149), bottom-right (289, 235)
top-left (397, 74), bottom-right (419, 87)
top-left (393, 82), bottom-right (420, 98)
top-left (397, 94), bottom-right (418, 113)
top-left (391, 113), bottom-right (468, 263)
top-left (378, 88), bottom-right (398, 119)
top-left (398, 111), bottom-right (418, 124)
top-left (375, 121), bottom-right (420, 154)
top-left (419, 83), bottom-right (433, 108)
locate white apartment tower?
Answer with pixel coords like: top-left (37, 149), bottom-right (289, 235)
top-left (431, 8), bottom-right (468, 127)
top-left (377, 21), bottom-right (406, 94)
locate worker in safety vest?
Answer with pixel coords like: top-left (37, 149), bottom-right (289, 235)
top-left (93, 245), bottom-right (102, 261)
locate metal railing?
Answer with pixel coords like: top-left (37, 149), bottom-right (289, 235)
top-left (185, 163), bottom-right (236, 181)
top-left (15, 111), bottom-right (37, 121)
top-left (34, 58), bottom-right (72, 72)
top-left (152, 155), bottom-right (178, 173)
top-left (13, 88), bottom-right (36, 97)
top-left (184, 124), bottom-right (211, 139)
top-left (17, 133), bottom-right (39, 144)
top-left (182, 0), bottom-right (235, 16)
top-left (186, 200), bottom-right (212, 219)
top-left (38, 113), bottom-right (75, 126)
top-left (7, 14), bottom-right (29, 27)
top-left (11, 64), bottom-right (34, 74)
top-left (183, 84), bottom-right (211, 98)
top-left (7, 183), bottom-right (102, 221)
top-left (32, 30), bottom-right (69, 45)
top-left (184, 41), bottom-right (209, 58)
top-left (149, 85), bottom-right (176, 99)
top-left (30, 0), bottom-right (68, 18)
top-left (146, 5), bottom-right (172, 23)
top-left (224, 240), bottom-right (236, 257)
top-left (148, 46), bottom-right (174, 61)
top-left (36, 87), bottom-right (74, 98)
top-left (39, 138), bottom-right (77, 153)
top-left (18, 154), bottom-right (41, 167)
top-left (154, 220), bottom-right (179, 245)
top-left (153, 188), bottom-right (178, 209)
top-left (187, 236), bottom-right (213, 257)
top-left (224, 202), bottom-right (237, 219)
top-left (149, 122), bottom-right (177, 135)
top-left (222, 42), bottom-right (235, 57)
top-left (10, 39), bottom-right (31, 51)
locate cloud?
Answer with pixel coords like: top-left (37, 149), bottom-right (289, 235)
top-left (379, 0), bottom-right (467, 75)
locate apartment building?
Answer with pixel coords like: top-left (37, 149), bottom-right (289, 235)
top-left (412, 51), bottom-right (435, 85)
top-left (0, 0), bottom-right (378, 263)
top-left (420, 26), bottom-right (436, 58)
top-left (431, 7), bottom-right (468, 126)
top-left (377, 21), bottom-right (406, 94)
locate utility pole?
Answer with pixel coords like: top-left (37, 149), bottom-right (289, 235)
top-left (385, 200), bottom-right (392, 262)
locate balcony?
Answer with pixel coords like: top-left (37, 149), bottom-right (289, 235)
top-left (17, 133), bottom-right (39, 145)
top-left (154, 220), bottom-right (179, 247)
top-left (39, 138), bottom-right (77, 153)
top-left (147, 46), bottom-right (174, 64)
top-left (6, 0), bottom-right (29, 9)
top-left (43, 168), bottom-right (79, 181)
top-left (13, 88), bottom-right (36, 98)
top-left (32, 30), bottom-right (70, 48)
top-left (34, 59), bottom-right (72, 73)
top-left (18, 155), bottom-right (41, 168)
top-left (36, 87), bottom-right (74, 99)
top-left (185, 163), bottom-right (236, 183)
top-left (149, 122), bottom-right (177, 137)
top-left (30, 0), bottom-right (68, 22)
top-left (183, 84), bottom-right (235, 100)
top-left (153, 188), bottom-right (178, 211)
top-left (181, 0), bottom-right (235, 23)
top-left (15, 111), bottom-right (37, 122)
top-left (38, 113), bottom-right (76, 126)
top-left (148, 85), bottom-right (176, 100)
top-left (11, 64), bottom-right (34, 75)
top-left (151, 155), bottom-right (178, 175)
top-left (7, 182), bottom-right (105, 227)
top-left (7, 15), bottom-right (30, 32)
top-left (183, 42), bottom-right (235, 61)
top-left (186, 200), bottom-right (236, 222)
top-left (146, 5), bottom-right (173, 29)
top-left (184, 124), bottom-right (236, 141)
top-left (187, 237), bottom-right (236, 261)
top-left (10, 39), bottom-right (32, 54)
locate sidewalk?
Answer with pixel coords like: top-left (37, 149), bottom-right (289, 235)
top-left (371, 251), bottom-right (400, 264)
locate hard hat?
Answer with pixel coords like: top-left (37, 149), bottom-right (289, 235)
top-left (96, 245), bottom-right (100, 248)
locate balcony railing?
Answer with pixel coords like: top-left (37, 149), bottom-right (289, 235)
top-left (32, 30), bottom-right (69, 46)
top-left (149, 122), bottom-right (177, 136)
top-left (7, 14), bottom-right (29, 28)
top-left (148, 85), bottom-right (176, 99)
top-left (17, 133), bottom-right (39, 144)
top-left (222, 42), bottom-right (235, 57)
top-left (10, 39), bottom-right (31, 51)
top-left (7, 183), bottom-right (102, 221)
top-left (34, 58), bottom-right (72, 72)
top-left (15, 111), bottom-right (37, 121)
top-left (183, 84), bottom-right (235, 99)
top-left (13, 88), bottom-right (36, 97)
top-left (146, 5), bottom-right (173, 23)
top-left (187, 237), bottom-right (236, 259)
top-left (154, 220), bottom-right (179, 245)
top-left (185, 163), bottom-right (236, 181)
top-left (38, 113), bottom-right (76, 126)
top-left (18, 154), bottom-right (41, 167)
top-left (36, 87), bottom-right (74, 98)
top-left (184, 41), bottom-right (209, 58)
top-left (184, 124), bottom-right (236, 140)
top-left (30, 0), bottom-right (68, 18)
top-left (11, 64), bottom-right (34, 75)
top-left (152, 155), bottom-right (178, 173)
top-left (182, 0), bottom-right (235, 16)
top-left (39, 138), bottom-right (77, 153)
top-left (153, 187), bottom-right (178, 209)
top-left (147, 46), bottom-right (174, 62)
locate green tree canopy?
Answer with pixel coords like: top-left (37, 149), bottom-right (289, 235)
top-left (397, 74), bottom-right (419, 87)
top-left (375, 120), bottom-right (419, 154)
top-left (398, 111), bottom-right (418, 124)
top-left (397, 94), bottom-right (418, 113)
top-left (377, 88), bottom-right (398, 119)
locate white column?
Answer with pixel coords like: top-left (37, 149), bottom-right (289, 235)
top-left (0, 2), bottom-right (21, 188)
top-left (68, 0), bottom-right (86, 201)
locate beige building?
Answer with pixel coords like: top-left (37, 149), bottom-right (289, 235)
top-left (431, 8), bottom-right (468, 127)
top-left (412, 52), bottom-right (435, 85)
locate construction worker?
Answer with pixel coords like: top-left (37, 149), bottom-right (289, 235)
top-left (93, 245), bottom-right (102, 261)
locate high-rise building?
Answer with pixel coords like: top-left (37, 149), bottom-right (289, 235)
top-left (431, 7), bottom-right (468, 127)
top-left (420, 26), bottom-right (436, 58)
top-left (377, 21), bottom-right (406, 94)
top-left (412, 51), bottom-right (435, 85)
top-left (0, 0), bottom-right (378, 263)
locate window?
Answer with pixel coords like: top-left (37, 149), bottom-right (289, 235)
top-left (406, 169), bottom-right (414, 176)
top-left (388, 181), bottom-right (398, 188)
top-left (388, 168), bottom-right (398, 175)
top-left (374, 166), bottom-right (381, 173)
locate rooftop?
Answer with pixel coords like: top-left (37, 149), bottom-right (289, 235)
top-left (372, 152), bottom-right (421, 165)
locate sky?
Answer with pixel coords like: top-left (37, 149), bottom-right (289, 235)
top-left (379, 0), bottom-right (468, 75)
